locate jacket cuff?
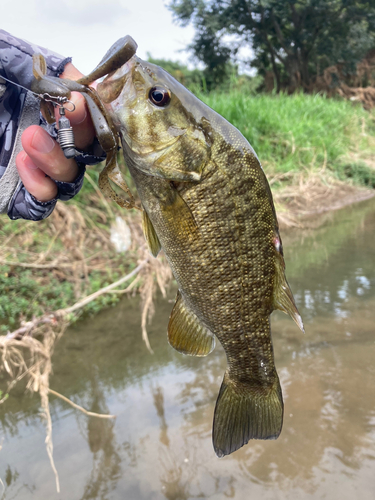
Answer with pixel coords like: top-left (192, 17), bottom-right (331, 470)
top-left (54, 163), bottom-right (86, 202)
top-left (7, 182), bottom-right (57, 221)
top-left (7, 164), bottom-right (86, 221)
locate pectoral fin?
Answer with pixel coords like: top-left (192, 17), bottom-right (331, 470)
top-left (161, 187), bottom-right (200, 244)
top-left (168, 291), bottom-right (215, 356)
top-left (142, 209), bottom-right (161, 257)
top-left (98, 150), bottom-right (136, 210)
top-left (273, 255), bottom-right (305, 333)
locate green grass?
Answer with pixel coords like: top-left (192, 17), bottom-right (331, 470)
top-left (0, 262), bottom-right (135, 333)
top-left (199, 91), bottom-right (375, 186)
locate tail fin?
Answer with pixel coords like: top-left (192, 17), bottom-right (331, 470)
top-left (212, 373), bottom-right (283, 457)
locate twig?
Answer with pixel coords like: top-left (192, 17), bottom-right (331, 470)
top-left (0, 224), bottom-right (29, 248)
top-left (48, 389), bottom-right (116, 419)
top-left (34, 224), bottom-right (64, 264)
top-left (6, 317), bottom-right (56, 340)
top-left (42, 386), bottom-right (60, 493)
top-left (57, 260), bottom-right (148, 316)
top-left (0, 251), bottom-right (102, 269)
top-left (105, 275), bottom-right (141, 294)
top-left (141, 272), bottom-right (155, 354)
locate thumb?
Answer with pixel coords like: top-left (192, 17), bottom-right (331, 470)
top-left (59, 62), bottom-right (84, 81)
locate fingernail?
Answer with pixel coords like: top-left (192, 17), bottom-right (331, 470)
top-left (31, 128), bottom-right (55, 154)
top-left (75, 106), bottom-right (87, 125)
top-left (23, 152), bottom-right (39, 170)
top-left (70, 92), bottom-right (87, 125)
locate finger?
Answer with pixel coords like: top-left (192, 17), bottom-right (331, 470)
top-left (16, 151), bottom-right (58, 202)
top-left (60, 62), bottom-right (98, 89)
top-left (21, 125), bottom-right (78, 182)
top-left (59, 62), bottom-right (84, 81)
top-left (56, 63), bottom-right (95, 150)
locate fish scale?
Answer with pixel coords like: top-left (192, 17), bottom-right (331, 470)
top-left (99, 54), bottom-right (304, 457)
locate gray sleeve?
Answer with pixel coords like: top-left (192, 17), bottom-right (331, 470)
top-left (7, 162), bottom-right (86, 221)
top-left (0, 30), bottom-right (84, 221)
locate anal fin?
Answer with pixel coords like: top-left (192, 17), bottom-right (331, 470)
top-left (168, 291), bottom-right (215, 356)
top-left (274, 255), bottom-right (305, 333)
top-left (142, 209), bottom-right (161, 257)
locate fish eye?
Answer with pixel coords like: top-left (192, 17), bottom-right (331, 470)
top-left (148, 86), bottom-right (171, 107)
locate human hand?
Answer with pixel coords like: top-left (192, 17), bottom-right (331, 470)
top-left (15, 63), bottom-right (96, 202)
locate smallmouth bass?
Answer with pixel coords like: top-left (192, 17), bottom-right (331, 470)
top-left (97, 56), bottom-right (304, 457)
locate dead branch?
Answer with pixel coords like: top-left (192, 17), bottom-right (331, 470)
top-left (57, 260), bottom-right (148, 316)
top-left (141, 271), bottom-right (155, 354)
top-left (0, 250), bottom-right (102, 269)
top-left (4, 260), bottom-right (148, 341)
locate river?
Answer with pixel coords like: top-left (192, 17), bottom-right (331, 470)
top-left (0, 198), bottom-right (374, 499)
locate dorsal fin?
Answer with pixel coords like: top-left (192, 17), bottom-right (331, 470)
top-left (142, 209), bottom-right (161, 257)
top-left (168, 291), bottom-right (215, 356)
top-left (273, 254), bottom-right (305, 333)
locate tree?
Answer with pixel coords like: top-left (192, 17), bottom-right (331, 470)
top-left (169, 0), bottom-right (375, 92)
top-left (147, 52), bottom-right (241, 91)
top-left (146, 54), bottom-right (205, 89)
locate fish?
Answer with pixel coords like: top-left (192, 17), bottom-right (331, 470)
top-left (97, 55), bottom-right (304, 457)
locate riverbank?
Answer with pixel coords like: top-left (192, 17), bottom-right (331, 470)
top-left (202, 91), bottom-right (375, 185)
top-left (275, 178), bottom-right (375, 229)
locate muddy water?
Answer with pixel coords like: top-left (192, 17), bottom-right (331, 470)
top-left (1, 198), bottom-right (375, 500)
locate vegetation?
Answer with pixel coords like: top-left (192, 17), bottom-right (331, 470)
top-left (147, 54), bottom-right (206, 89)
top-left (147, 53), bottom-right (264, 93)
top-left (169, 0), bottom-right (375, 91)
top-left (199, 90), bottom-right (375, 183)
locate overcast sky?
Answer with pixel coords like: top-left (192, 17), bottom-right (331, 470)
top-left (2, 0), bottom-right (196, 74)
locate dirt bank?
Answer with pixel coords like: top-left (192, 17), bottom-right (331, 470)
top-left (274, 180), bottom-right (375, 230)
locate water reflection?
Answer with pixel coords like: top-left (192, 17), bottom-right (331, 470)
top-left (0, 198), bottom-right (375, 499)
top-left (0, 466), bottom-right (34, 499)
top-left (79, 375), bottom-right (122, 500)
top-left (152, 386), bottom-right (170, 448)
